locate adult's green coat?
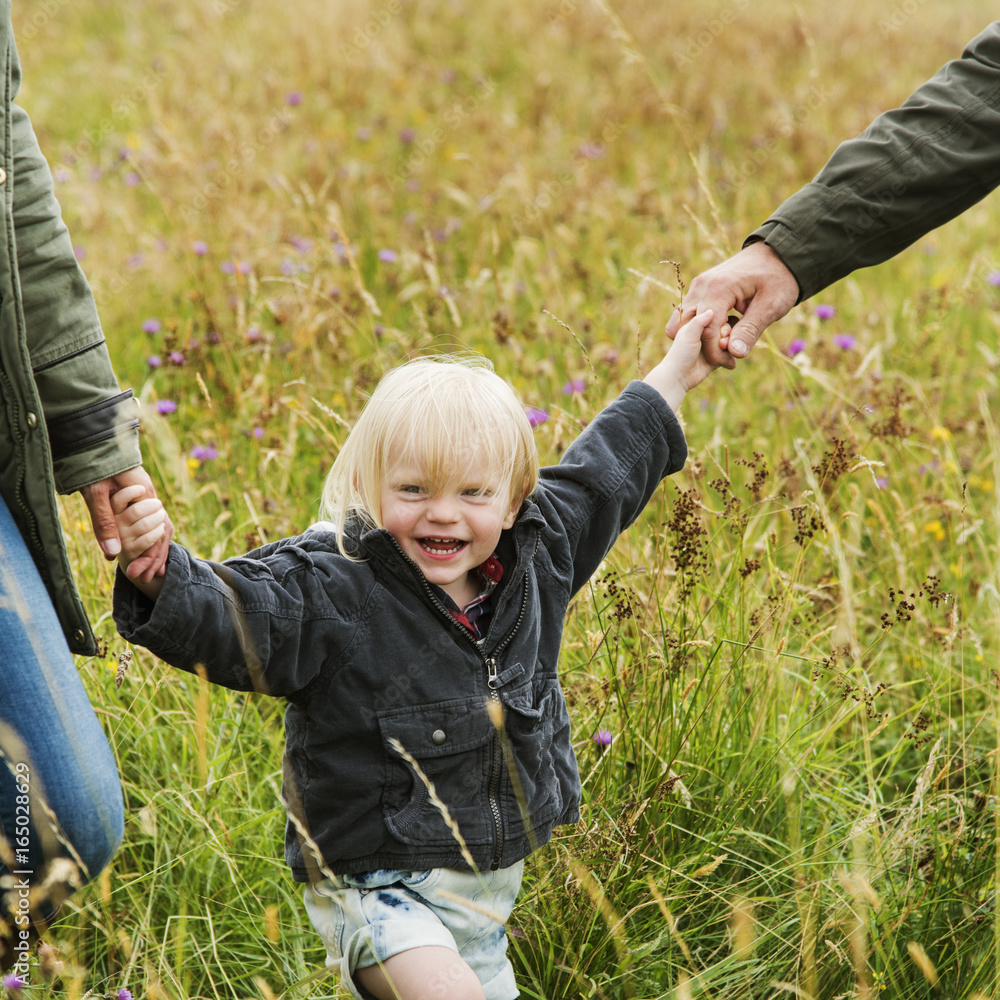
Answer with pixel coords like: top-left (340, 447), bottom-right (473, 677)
top-left (748, 22), bottom-right (1000, 301)
top-left (0, 5), bottom-right (140, 656)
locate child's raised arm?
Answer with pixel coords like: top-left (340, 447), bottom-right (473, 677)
top-left (111, 484), bottom-right (169, 601)
top-left (644, 308), bottom-right (721, 410)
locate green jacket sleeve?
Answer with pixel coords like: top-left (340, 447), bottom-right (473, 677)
top-left (11, 98), bottom-right (141, 492)
top-left (746, 22), bottom-right (1000, 302)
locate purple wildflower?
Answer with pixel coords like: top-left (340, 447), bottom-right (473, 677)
top-left (285, 90), bottom-right (303, 106)
top-left (875, 476), bottom-right (888, 489)
top-left (524, 406), bottom-right (548, 428)
top-left (988, 270), bottom-right (1000, 286)
top-left (53, 167), bottom-right (70, 183)
top-left (252, 426), bottom-right (264, 439)
top-left (787, 338), bottom-right (807, 357)
top-left (74, 245), bottom-right (86, 260)
top-left (168, 351), bottom-right (186, 365)
top-left (118, 989), bottom-right (134, 1000)
top-left (247, 325), bottom-right (261, 342)
top-left (833, 334), bottom-right (857, 350)
top-left (814, 304), bottom-right (835, 319)
top-left (142, 319), bottom-right (161, 334)
top-left (155, 400), bottom-right (177, 415)
top-left (237, 260), bottom-right (252, 274)
top-left (592, 729), bottom-right (613, 747)
top-left (220, 260), bottom-right (236, 274)
top-left (577, 143), bottom-right (605, 159)
top-left (562, 378), bottom-right (586, 395)
top-left (192, 240), bottom-right (209, 255)
top-left (90, 166), bottom-right (104, 181)
top-left (124, 171), bottom-right (141, 187)
top-left (190, 445), bottom-right (218, 461)
top-left (147, 354), bottom-right (162, 368)
top-left (2, 974), bottom-right (26, 992)
top-left (399, 127), bottom-right (415, 144)
top-left (378, 248), bottom-right (398, 263)
top-left (128, 253), bottom-right (145, 268)
top-left (290, 235), bottom-right (314, 254)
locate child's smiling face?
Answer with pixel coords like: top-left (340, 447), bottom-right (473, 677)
top-left (380, 452), bottom-right (520, 608)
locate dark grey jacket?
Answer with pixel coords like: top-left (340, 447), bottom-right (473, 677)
top-left (0, 6), bottom-right (141, 655)
top-left (748, 22), bottom-right (1000, 301)
top-left (114, 381), bottom-right (687, 880)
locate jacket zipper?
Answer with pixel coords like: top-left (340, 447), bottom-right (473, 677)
top-left (386, 534), bottom-right (534, 870)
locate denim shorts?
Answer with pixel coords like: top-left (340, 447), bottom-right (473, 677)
top-left (302, 862), bottom-right (523, 1000)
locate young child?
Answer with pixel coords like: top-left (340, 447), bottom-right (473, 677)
top-left (112, 308), bottom-right (720, 1000)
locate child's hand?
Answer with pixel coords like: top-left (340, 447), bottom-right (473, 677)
top-left (644, 309), bottom-right (723, 410)
top-left (111, 484), bottom-right (169, 598)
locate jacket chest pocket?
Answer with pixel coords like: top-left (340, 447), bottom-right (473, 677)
top-left (377, 698), bottom-right (495, 848)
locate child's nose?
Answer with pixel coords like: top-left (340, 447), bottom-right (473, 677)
top-left (426, 495), bottom-right (460, 521)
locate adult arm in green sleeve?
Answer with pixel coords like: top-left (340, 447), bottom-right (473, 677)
top-left (10, 99), bottom-right (141, 494)
top-left (666, 22), bottom-right (1000, 363)
top-left (748, 21), bottom-right (1000, 302)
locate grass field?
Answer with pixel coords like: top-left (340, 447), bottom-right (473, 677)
top-left (8, 0), bottom-right (1000, 996)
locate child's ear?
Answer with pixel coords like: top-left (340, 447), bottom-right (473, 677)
top-left (502, 484), bottom-right (526, 530)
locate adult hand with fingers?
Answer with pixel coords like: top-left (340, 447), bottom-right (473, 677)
top-left (80, 466), bottom-right (173, 584)
top-left (666, 22), bottom-right (1000, 369)
top-left (664, 242), bottom-right (800, 364)
top-left (110, 483), bottom-right (169, 601)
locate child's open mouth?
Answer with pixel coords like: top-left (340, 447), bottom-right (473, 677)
top-left (418, 537), bottom-right (468, 556)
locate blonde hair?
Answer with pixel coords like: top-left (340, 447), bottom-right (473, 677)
top-left (320, 356), bottom-right (539, 556)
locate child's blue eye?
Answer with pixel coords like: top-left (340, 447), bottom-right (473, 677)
top-left (400, 485), bottom-right (424, 494)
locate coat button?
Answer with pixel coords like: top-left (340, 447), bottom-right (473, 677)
top-left (431, 729), bottom-right (447, 745)
top-left (0, 168), bottom-right (6, 185)
top-left (26, 412), bottom-right (37, 428)
top-left (73, 628), bottom-right (86, 646)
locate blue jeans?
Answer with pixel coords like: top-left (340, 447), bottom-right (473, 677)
top-left (0, 491), bottom-right (123, 943)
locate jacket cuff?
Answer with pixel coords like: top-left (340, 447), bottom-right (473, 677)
top-left (51, 391), bottom-right (143, 493)
top-left (745, 216), bottom-right (820, 304)
top-left (47, 389), bottom-right (139, 459)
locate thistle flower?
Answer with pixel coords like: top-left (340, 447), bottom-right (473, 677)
top-left (814, 304), bottom-right (835, 319)
top-left (118, 989), bottom-right (134, 1000)
top-left (142, 318), bottom-right (161, 334)
top-left (377, 248), bottom-right (398, 263)
top-left (563, 378), bottom-right (586, 395)
top-left (786, 338), bottom-right (807, 357)
top-left (524, 406), bottom-right (548, 428)
top-left (833, 334), bottom-right (857, 350)
top-left (155, 399), bottom-right (177, 415)
top-left (592, 729), bottom-right (613, 747)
